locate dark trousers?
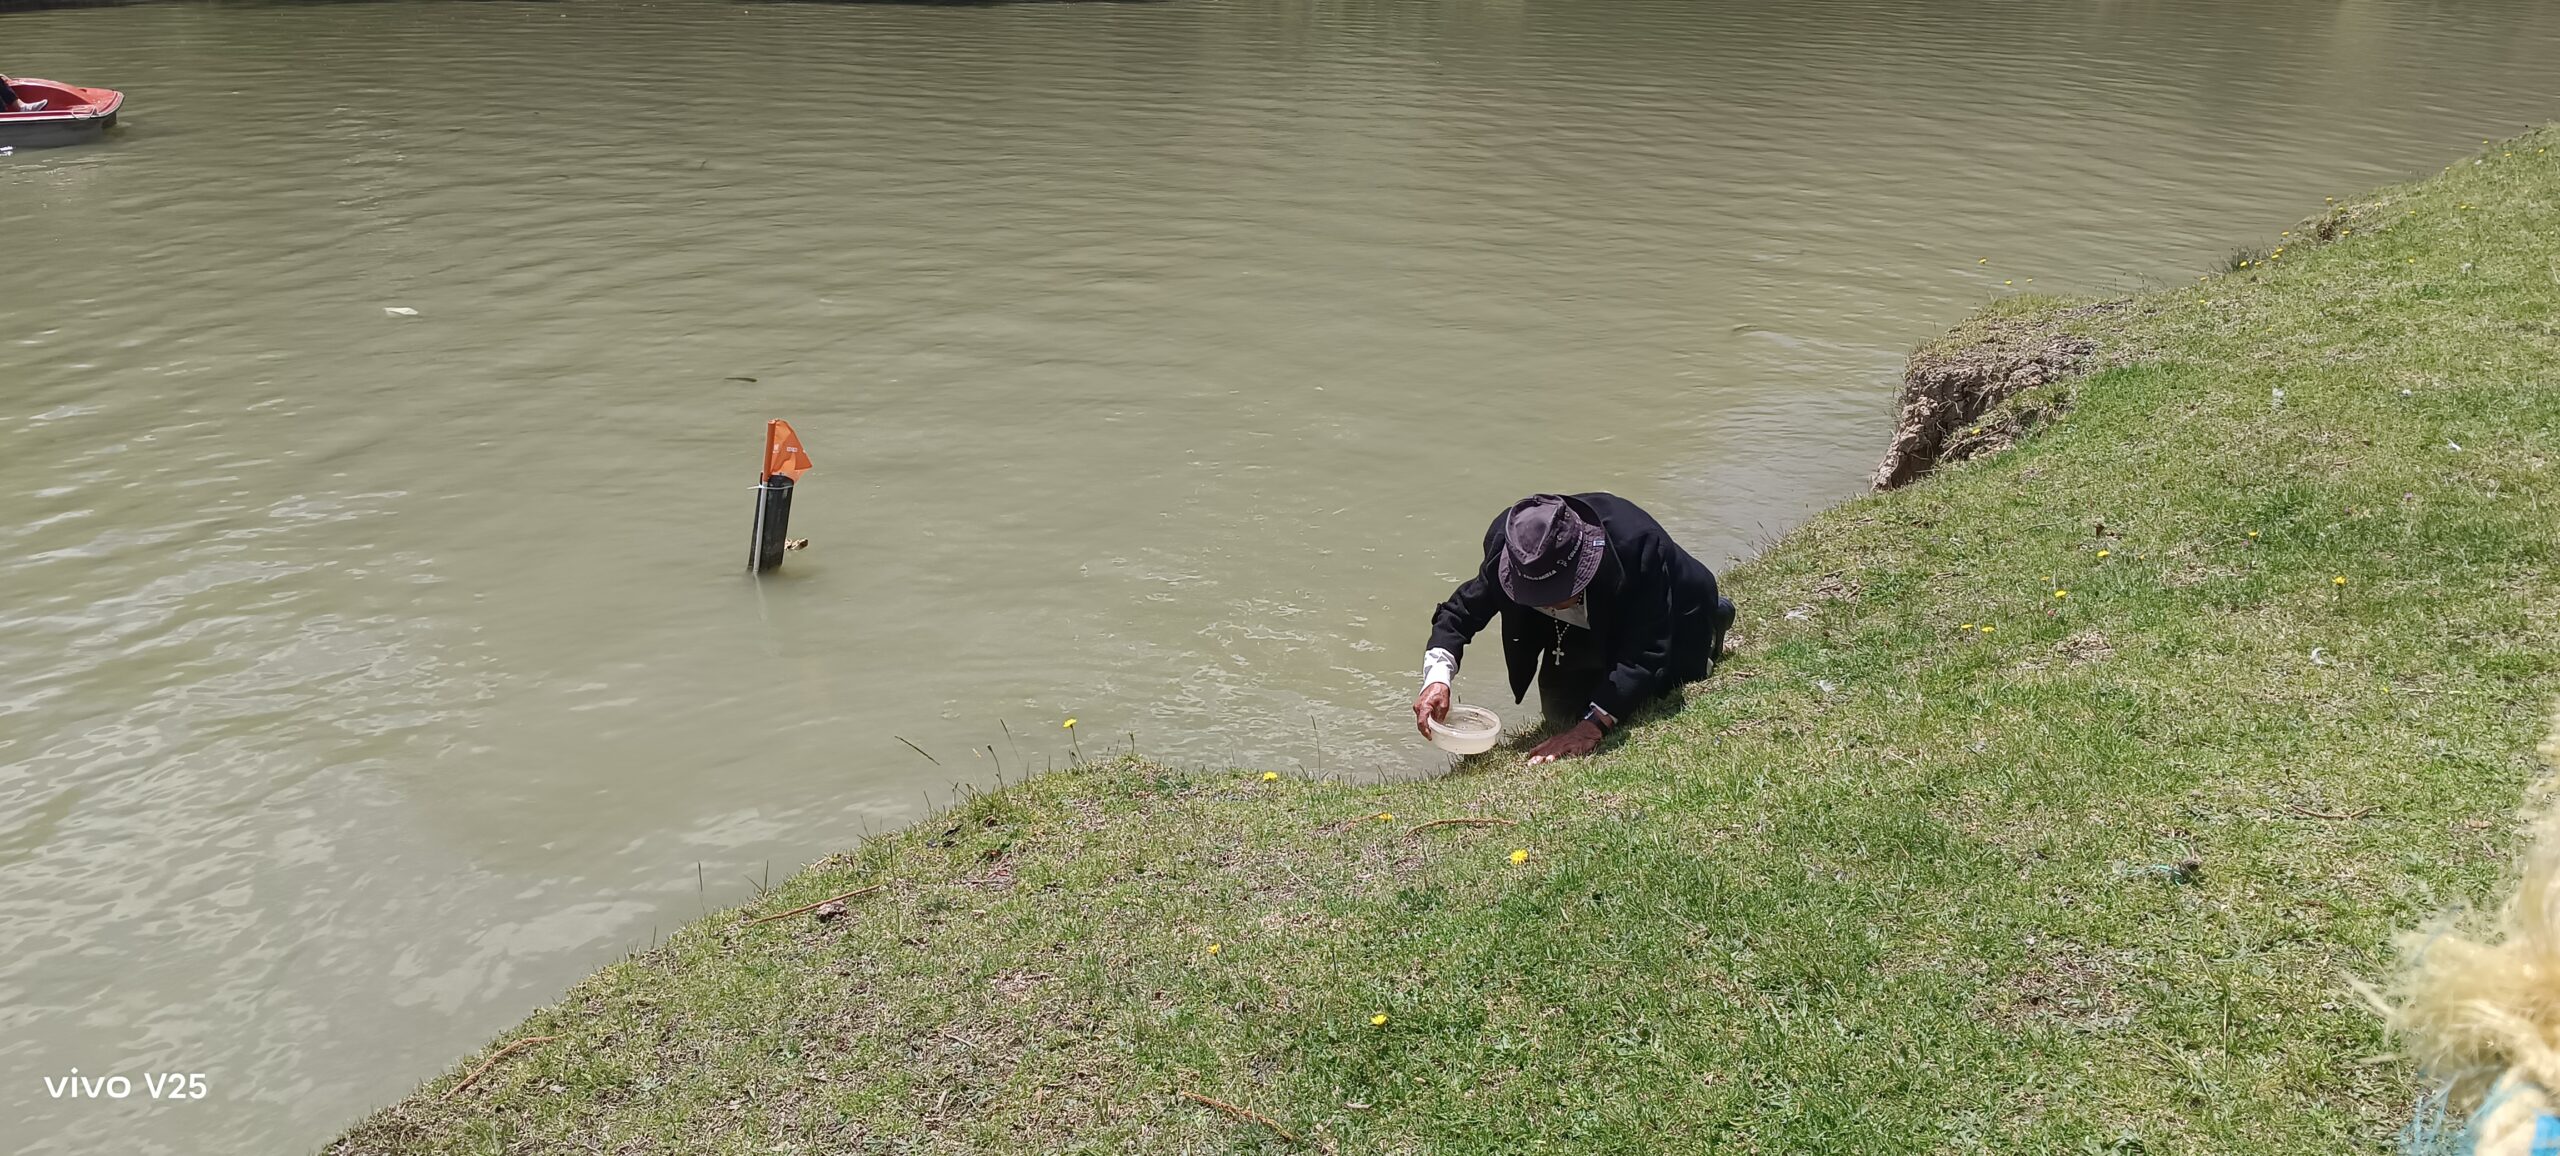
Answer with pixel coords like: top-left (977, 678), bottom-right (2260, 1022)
top-left (1536, 596), bottom-right (1734, 723)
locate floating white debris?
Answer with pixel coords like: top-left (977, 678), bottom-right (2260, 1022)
top-left (2448, 440), bottom-right (2464, 452)
top-left (384, 306), bottom-right (418, 317)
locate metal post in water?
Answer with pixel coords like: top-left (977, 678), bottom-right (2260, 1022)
top-left (749, 474), bottom-right (796, 572)
top-left (747, 419), bottom-right (812, 574)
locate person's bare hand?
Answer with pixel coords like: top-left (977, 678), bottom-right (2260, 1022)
top-left (1526, 719), bottom-right (1605, 765)
top-left (1413, 683), bottom-right (1452, 738)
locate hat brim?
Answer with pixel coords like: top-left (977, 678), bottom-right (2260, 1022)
top-left (1499, 526), bottom-right (1605, 607)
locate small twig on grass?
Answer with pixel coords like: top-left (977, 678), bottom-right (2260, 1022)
top-left (443, 1035), bottom-right (558, 1102)
top-left (1408, 817), bottom-right (1520, 836)
top-left (744, 884), bottom-right (884, 926)
top-left (1179, 1090), bottom-right (1301, 1143)
top-left (2287, 803), bottom-right (2377, 821)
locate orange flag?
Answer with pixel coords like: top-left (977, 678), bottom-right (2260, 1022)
top-left (762, 419), bottom-right (813, 482)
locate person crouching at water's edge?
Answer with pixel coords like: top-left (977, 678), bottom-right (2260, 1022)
top-left (1415, 493), bottom-right (1734, 764)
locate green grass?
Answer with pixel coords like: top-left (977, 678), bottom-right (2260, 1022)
top-left (333, 131), bottom-right (2560, 1155)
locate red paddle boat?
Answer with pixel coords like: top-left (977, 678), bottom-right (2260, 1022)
top-left (0, 78), bottom-right (125, 149)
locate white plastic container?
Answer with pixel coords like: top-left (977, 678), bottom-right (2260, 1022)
top-left (1424, 704), bottom-right (1503, 755)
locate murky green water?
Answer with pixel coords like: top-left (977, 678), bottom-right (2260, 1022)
top-left (4, 0), bottom-right (2557, 1149)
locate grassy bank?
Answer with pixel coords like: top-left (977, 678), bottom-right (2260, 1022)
top-left (337, 132), bottom-right (2560, 1155)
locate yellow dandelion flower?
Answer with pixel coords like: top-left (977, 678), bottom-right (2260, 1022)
top-left (1207, 943), bottom-right (1221, 955)
top-left (2334, 576), bottom-right (2348, 586)
top-left (2053, 589), bottom-right (2069, 599)
top-left (2095, 550), bottom-right (2111, 559)
top-left (1371, 1013), bottom-right (1389, 1027)
top-left (1063, 718), bottom-right (1077, 729)
top-left (1960, 623), bottom-right (1976, 631)
top-left (2247, 530), bottom-right (2260, 539)
top-left (1261, 771), bottom-right (1280, 782)
top-left (1509, 849), bottom-right (1530, 865)
top-left (1376, 812), bottom-right (1395, 822)
top-left (1980, 625), bottom-right (1996, 634)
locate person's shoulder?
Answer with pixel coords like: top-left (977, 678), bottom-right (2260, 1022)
top-left (1574, 492), bottom-right (1659, 525)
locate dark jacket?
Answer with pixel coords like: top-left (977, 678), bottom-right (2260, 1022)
top-left (1427, 492), bottom-right (1720, 719)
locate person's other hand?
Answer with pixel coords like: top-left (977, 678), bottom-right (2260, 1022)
top-left (1413, 683), bottom-right (1451, 738)
top-left (1526, 720), bottom-right (1605, 765)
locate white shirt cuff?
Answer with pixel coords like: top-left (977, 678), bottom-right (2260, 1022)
top-left (1421, 647), bottom-right (1457, 690)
